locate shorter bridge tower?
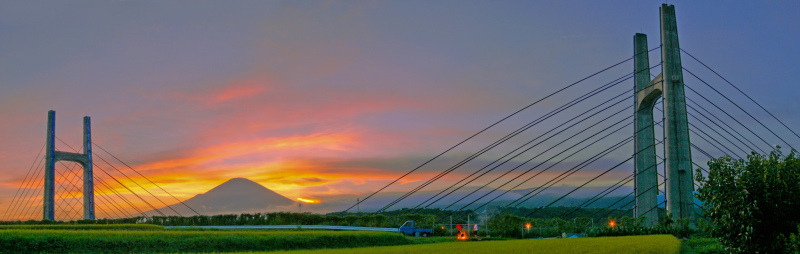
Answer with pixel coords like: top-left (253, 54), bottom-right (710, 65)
top-left (43, 110), bottom-right (94, 220)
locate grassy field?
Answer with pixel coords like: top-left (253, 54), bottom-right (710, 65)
top-left (0, 229), bottom-right (410, 253)
top-left (256, 235), bottom-right (681, 254)
top-left (679, 238), bottom-right (725, 254)
top-left (0, 224), bottom-right (686, 253)
top-left (0, 224), bottom-right (163, 230)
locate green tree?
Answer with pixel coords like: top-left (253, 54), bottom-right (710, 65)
top-left (695, 149), bottom-right (800, 253)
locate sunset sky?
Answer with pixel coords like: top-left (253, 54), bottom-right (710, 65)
top-left (1, 1), bottom-right (798, 219)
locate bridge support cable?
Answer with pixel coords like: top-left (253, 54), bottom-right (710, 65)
top-left (4, 143), bottom-right (45, 220)
top-left (378, 72), bottom-right (641, 212)
top-left (524, 128), bottom-right (669, 218)
top-left (455, 115), bottom-right (643, 213)
top-left (507, 136), bottom-right (635, 209)
top-left (686, 122), bottom-right (743, 160)
top-left (588, 192), bottom-right (632, 219)
top-left (685, 85), bottom-right (772, 151)
top-left (686, 112), bottom-right (750, 157)
top-left (56, 137), bottom-right (161, 218)
top-left (589, 182), bottom-right (664, 219)
top-left (452, 116), bottom-right (639, 211)
top-left (680, 49), bottom-right (800, 143)
top-left (562, 159), bottom-right (665, 218)
top-left (523, 140), bottom-right (654, 217)
top-left (91, 153), bottom-right (183, 216)
top-left (686, 103), bottom-right (760, 154)
top-left (415, 97), bottom-right (634, 212)
top-left (59, 156), bottom-right (137, 219)
top-left (683, 84), bottom-right (773, 153)
top-left (13, 170), bottom-right (45, 220)
top-left (92, 143), bottom-right (200, 216)
top-left (604, 200), bottom-right (665, 221)
top-left (498, 107), bottom-right (663, 211)
top-left (508, 123), bottom-right (665, 209)
top-left (95, 177), bottom-right (147, 218)
top-left (57, 159), bottom-right (127, 219)
top-left (463, 118), bottom-right (662, 214)
top-left (344, 47), bottom-right (661, 214)
top-left (55, 161), bottom-right (85, 219)
top-left (53, 163), bottom-right (85, 220)
top-left (688, 147), bottom-right (713, 175)
top-left (683, 75), bottom-right (793, 151)
top-left (96, 176), bottom-right (148, 218)
top-left (686, 97), bottom-right (765, 154)
top-left (412, 90), bottom-right (636, 212)
top-left (12, 155), bottom-right (48, 220)
top-left (653, 105), bottom-right (745, 161)
top-left (5, 143), bottom-right (46, 220)
top-left (93, 162), bottom-right (166, 217)
top-left (560, 174), bottom-right (633, 218)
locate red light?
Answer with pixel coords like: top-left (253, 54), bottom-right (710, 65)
top-left (609, 221), bottom-right (616, 227)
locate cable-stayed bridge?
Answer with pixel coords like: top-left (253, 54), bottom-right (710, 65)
top-left (4, 4), bottom-right (798, 225)
top-left (343, 4), bottom-right (799, 226)
top-left (3, 111), bottom-right (200, 221)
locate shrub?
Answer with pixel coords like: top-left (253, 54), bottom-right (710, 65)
top-left (696, 149), bottom-right (800, 253)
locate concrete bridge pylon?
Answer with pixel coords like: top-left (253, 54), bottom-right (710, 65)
top-left (633, 4), bottom-right (694, 226)
top-left (43, 110), bottom-right (94, 220)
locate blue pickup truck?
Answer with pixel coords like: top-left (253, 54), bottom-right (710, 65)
top-left (398, 220), bottom-right (432, 237)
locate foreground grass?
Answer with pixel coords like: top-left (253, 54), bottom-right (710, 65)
top-left (680, 238), bottom-right (725, 254)
top-left (0, 230), bottom-right (410, 253)
top-left (258, 234), bottom-right (680, 254)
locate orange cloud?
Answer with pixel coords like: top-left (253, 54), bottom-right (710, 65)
top-left (212, 78), bottom-right (267, 103)
top-left (136, 131), bottom-right (357, 172)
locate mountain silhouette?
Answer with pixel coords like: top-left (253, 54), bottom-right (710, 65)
top-left (144, 178), bottom-right (295, 216)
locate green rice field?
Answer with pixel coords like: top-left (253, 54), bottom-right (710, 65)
top-left (0, 224), bottom-right (684, 253)
top-left (261, 234), bottom-right (681, 254)
top-left (0, 227), bottom-right (410, 253)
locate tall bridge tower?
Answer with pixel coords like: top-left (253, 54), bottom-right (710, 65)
top-left (634, 4), bottom-right (694, 226)
top-left (43, 110), bottom-right (95, 220)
